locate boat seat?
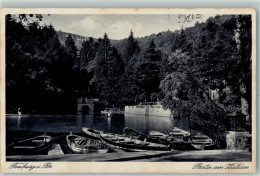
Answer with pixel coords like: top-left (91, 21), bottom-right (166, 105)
top-left (80, 140), bottom-right (89, 145)
top-left (77, 139), bottom-right (85, 145)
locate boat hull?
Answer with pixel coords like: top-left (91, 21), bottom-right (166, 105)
top-left (82, 127), bottom-right (102, 140)
top-left (124, 127), bottom-right (191, 146)
top-left (100, 133), bottom-right (169, 152)
top-left (66, 134), bottom-right (109, 154)
top-left (191, 134), bottom-right (215, 150)
top-left (6, 135), bottom-right (52, 155)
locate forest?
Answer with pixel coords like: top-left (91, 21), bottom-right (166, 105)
top-left (6, 14), bottom-right (252, 145)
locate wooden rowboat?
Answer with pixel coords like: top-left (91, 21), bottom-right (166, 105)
top-left (6, 133), bottom-right (52, 155)
top-left (123, 127), bottom-right (176, 144)
top-left (123, 127), bottom-right (149, 140)
top-left (167, 127), bottom-right (190, 137)
top-left (66, 132), bottom-right (109, 154)
top-left (100, 132), bottom-right (170, 152)
top-left (148, 130), bottom-right (172, 144)
top-left (191, 134), bottom-right (214, 150)
top-left (82, 127), bottom-right (103, 140)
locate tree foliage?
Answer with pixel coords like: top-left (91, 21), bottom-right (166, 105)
top-left (160, 15), bottom-right (252, 146)
top-left (91, 33), bottom-right (125, 107)
top-left (6, 15), bottom-right (77, 114)
top-left (6, 14), bottom-right (252, 143)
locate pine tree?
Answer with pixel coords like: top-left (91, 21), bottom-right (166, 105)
top-left (64, 34), bottom-right (78, 67)
top-left (135, 40), bottom-right (161, 101)
top-left (122, 30), bottom-right (140, 62)
top-left (78, 38), bottom-right (98, 96)
top-left (92, 33), bottom-right (124, 106)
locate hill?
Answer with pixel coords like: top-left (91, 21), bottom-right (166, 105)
top-left (56, 30), bottom-right (88, 49)
top-left (56, 15), bottom-right (233, 55)
top-left (56, 29), bottom-right (178, 55)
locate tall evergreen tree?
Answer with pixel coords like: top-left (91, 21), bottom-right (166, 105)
top-left (92, 33), bottom-right (124, 107)
top-left (78, 37), bottom-right (97, 96)
top-left (135, 40), bottom-right (161, 101)
top-left (65, 34), bottom-right (78, 60)
top-left (120, 31), bottom-right (141, 104)
top-left (122, 30), bottom-right (140, 62)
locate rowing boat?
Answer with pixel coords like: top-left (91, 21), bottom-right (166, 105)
top-left (82, 127), bottom-right (103, 140)
top-left (123, 127), bottom-right (148, 140)
top-left (6, 133), bottom-right (52, 155)
top-left (123, 127), bottom-right (179, 144)
top-left (66, 132), bottom-right (109, 154)
top-left (191, 134), bottom-right (214, 150)
top-left (168, 127), bottom-right (190, 137)
top-left (100, 132), bottom-right (170, 152)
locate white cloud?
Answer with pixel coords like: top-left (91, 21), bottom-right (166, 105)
top-left (42, 14), bottom-right (215, 40)
top-left (109, 20), bottom-right (143, 39)
top-left (68, 16), bottom-right (148, 39)
top-left (68, 16), bottom-right (108, 38)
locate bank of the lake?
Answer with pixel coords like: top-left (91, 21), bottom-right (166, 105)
top-left (6, 150), bottom-right (251, 162)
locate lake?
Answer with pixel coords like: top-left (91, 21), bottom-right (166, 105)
top-left (6, 114), bottom-right (174, 135)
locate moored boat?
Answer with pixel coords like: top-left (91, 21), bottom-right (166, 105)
top-left (149, 131), bottom-right (168, 138)
top-left (6, 133), bottom-right (52, 155)
top-left (148, 131), bottom-right (171, 144)
top-left (123, 127), bottom-right (148, 140)
top-left (100, 132), bottom-right (170, 152)
top-left (123, 127), bottom-right (170, 144)
top-left (123, 127), bottom-right (183, 145)
top-left (167, 127), bottom-right (191, 142)
top-left (82, 127), bottom-right (103, 140)
top-left (191, 134), bottom-right (214, 150)
top-left (148, 130), bottom-right (194, 150)
top-left (168, 127), bottom-right (190, 137)
top-left (66, 132), bottom-right (109, 154)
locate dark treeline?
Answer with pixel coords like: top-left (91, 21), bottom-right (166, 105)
top-left (6, 14), bottom-right (251, 145)
top-left (6, 14), bottom-right (79, 114)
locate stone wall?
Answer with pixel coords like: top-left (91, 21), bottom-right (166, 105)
top-left (226, 131), bottom-right (251, 151)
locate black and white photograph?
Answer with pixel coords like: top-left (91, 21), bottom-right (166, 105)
top-left (0, 8), bottom-right (256, 173)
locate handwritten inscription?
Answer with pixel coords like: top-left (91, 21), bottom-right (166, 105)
top-left (9, 162), bottom-right (52, 171)
top-left (192, 163), bottom-right (249, 170)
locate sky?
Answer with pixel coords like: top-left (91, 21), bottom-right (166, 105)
top-left (39, 14), bottom-right (215, 40)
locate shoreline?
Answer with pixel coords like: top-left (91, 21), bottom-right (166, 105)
top-left (6, 150), bottom-right (252, 162)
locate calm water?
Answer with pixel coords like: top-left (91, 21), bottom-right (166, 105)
top-left (6, 114), bottom-right (174, 135)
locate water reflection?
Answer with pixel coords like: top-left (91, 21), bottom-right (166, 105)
top-left (107, 116), bottom-right (111, 132)
top-left (6, 114), bottom-right (174, 135)
top-left (124, 114), bottom-right (174, 134)
top-left (76, 115), bottom-right (82, 127)
top-left (17, 116), bottom-right (21, 130)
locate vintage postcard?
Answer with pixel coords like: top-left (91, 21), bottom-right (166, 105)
top-left (0, 8), bottom-right (256, 173)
